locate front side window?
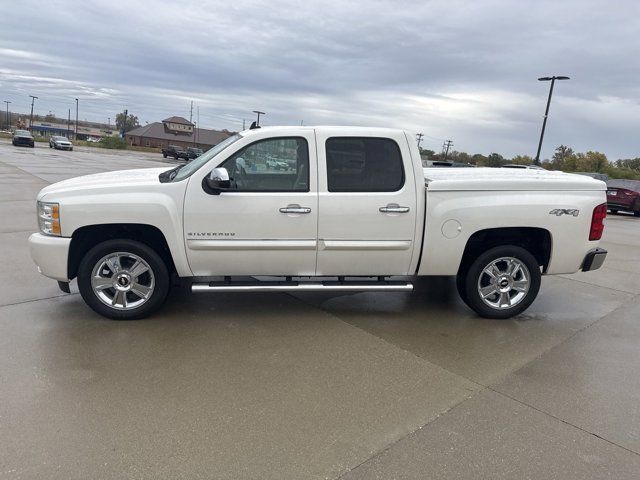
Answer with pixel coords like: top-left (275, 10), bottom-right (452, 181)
top-left (325, 137), bottom-right (404, 192)
top-left (220, 137), bottom-right (309, 192)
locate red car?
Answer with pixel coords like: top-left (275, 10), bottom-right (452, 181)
top-left (606, 179), bottom-right (640, 217)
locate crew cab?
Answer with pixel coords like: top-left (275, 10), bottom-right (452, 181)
top-left (28, 126), bottom-right (608, 320)
top-left (12, 129), bottom-right (35, 148)
top-left (161, 145), bottom-right (188, 160)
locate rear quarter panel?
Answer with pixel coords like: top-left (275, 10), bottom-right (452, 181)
top-left (417, 189), bottom-right (607, 276)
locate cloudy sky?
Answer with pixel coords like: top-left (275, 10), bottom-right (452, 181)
top-left (1, 0), bottom-right (638, 158)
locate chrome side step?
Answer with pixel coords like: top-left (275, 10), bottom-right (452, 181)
top-left (191, 281), bottom-right (413, 293)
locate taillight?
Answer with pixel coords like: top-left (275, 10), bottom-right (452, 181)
top-left (589, 203), bottom-right (607, 241)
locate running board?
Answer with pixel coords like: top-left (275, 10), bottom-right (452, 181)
top-left (191, 281), bottom-right (413, 293)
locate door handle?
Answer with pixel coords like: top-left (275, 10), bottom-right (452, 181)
top-left (279, 204), bottom-right (311, 214)
top-left (379, 203), bottom-right (410, 213)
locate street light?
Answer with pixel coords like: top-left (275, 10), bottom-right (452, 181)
top-left (252, 110), bottom-right (265, 128)
top-left (534, 75), bottom-right (570, 165)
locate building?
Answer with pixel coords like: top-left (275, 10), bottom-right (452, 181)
top-left (29, 120), bottom-right (118, 140)
top-left (125, 116), bottom-right (233, 150)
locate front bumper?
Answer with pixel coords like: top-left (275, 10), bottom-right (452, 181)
top-left (582, 247), bottom-right (607, 272)
top-left (28, 233), bottom-right (72, 281)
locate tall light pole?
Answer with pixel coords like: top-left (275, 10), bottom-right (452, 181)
top-left (75, 98), bottom-right (79, 141)
top-left (534, 75), bottom-right (570, 165)
top-left (3, 100), bottom-right (10, 130)
top-left (29, 95), bottom-right (38, 130)
top-left (252, 110), bottom-right (265, 127)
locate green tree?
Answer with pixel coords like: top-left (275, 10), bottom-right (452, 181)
top-left (484, 153), bottom-right (506, 168)
top-left (115, 113), bottom-right (140, 133)
top-left (551, 145), bottom-right (575, 170)
top-left (510, 154), bottom-right (533, 165)
top-left (616, 158), bottom-right (640, 172)
top-left (575, 151), bottom-right (608, 173)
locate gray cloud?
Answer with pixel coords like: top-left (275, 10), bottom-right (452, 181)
top-left (1, 0), bottom-right (639, 158)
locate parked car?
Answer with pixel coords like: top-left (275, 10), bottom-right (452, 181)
top-left (606, 179), bottom-right (640, 216)
top-left (266, 157), bottom-right (289, 170)
top-left (49, 136), bottom-right (73, 151)
top-left (186, 147), bottom-right (204, 160)
top-left (161, 145), bottom-right (188, 160)
top-left (29, 126), bottom-right (608, 321)
top-left (12, 129), bottom-right (35, 148)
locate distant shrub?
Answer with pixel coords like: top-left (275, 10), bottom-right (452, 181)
top-left (99, 136), bottom-right (127, 149)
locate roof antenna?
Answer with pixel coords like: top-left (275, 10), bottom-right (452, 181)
top-left (251, 110), bottom-right (265, 129)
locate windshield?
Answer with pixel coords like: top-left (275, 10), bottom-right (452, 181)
top-left (171, 134), bottom-right (242, 182)
top-left (15, 130), bottom-right (30, 135)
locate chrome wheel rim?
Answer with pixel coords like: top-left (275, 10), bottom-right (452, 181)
top-left (477, 256), bottom-right (530, 310)
top-left (91, 252), bottom-right (155, 310)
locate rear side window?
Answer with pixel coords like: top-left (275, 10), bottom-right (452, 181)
top-left (325, 137), bottom-right (404, 192)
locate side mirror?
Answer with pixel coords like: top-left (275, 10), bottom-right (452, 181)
top-left (204, 167), bottom-right (231, 194)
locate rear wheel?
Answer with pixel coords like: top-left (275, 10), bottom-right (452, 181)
top-left (610, 209), bottom-right (618, 214)
top-left (77, 239), bottom-right (170, 320)
top-left (460, 245), bottom-right (541, 319)
top-left (634, 211), bottom-right (640, 217)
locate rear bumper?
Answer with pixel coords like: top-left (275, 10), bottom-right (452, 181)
top-left (28, 233), bottom-right (71, 281)
top-left (582, 247), bottom-right (607, 272)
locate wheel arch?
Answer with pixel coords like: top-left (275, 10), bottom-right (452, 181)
top-left (68, 223), bottom-right (176, 280)
top-left (457, 227), bottom-right (552, 276)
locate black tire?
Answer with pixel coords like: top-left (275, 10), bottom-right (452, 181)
top-left (634, 211), bottom-right (640, 217)
top-left (77, 239), bottom-right (170, 320)
top-left (610, 209), bottom-right (618, 214)
top-left (49, 143), bottom-right (53, 148)
top-left (461, 245), bottom-right (541, 319)
top-left (163, 153), bottom-right (167, 158)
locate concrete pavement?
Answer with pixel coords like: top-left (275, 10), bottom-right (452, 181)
top-left (1, 140), bottom-right (638, 479)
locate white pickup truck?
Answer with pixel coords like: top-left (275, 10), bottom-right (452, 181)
top-left (29, 126), bottom-right (608, 320)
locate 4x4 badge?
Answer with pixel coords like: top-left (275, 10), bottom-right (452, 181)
top-left (549, 209), bottom-right (580, 217)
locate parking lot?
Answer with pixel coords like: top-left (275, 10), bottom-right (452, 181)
top-left (1, 139), bottom-right (639, 479)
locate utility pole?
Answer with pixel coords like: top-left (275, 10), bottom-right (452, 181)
top-left (416, 133), bottom-right (424, 149)
top-left (67, 109), bottom-right (71, 138)
top-left (75, 98), bottom-right (79, 140)
top-left (534, 75), bottom-right (570, 165)
top-left (189, 100), bottom-right (193, 124)
top-left (3, 101), bottom-right (10, 130)
top-left (29, 95), bottom-right (38, 130)
top-left (108, 117), bottom-right (110, 127)
top-left (242, 119), bottom-right (246, 130)
top-left (442, 140), bottom-right (453, 161)
top-left (196, 106), bottom-right (199, 146)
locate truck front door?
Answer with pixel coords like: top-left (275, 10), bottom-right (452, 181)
top-left (183, 131), bottom-right (318, 276)
top-left (315, 130), bottom-right (418, 275)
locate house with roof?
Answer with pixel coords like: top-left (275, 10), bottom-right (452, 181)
top-left (125, 116), bottom-right (234, 150)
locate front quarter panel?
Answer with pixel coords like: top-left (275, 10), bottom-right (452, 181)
top-left (43, 182), bottom-right (192, 277)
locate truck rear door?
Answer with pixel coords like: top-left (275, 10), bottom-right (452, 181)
top-left (315, 129), bottom-right (418, 275)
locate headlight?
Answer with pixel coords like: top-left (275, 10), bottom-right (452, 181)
top-left (37, 201), bottom-right (61, 236)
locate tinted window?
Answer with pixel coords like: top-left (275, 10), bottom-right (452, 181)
top-left (325, 137), bottom-right (404, 192)
top-left (220, 137), bottom-right (309, 192)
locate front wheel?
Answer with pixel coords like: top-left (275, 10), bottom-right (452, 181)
top-left (458, 245), bottom-right (541, 319)
top-left (77, 239), bottom-right (170, 320)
